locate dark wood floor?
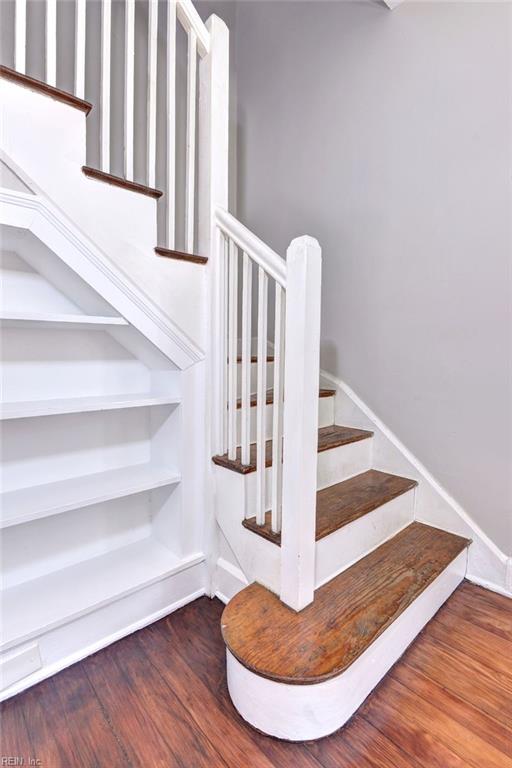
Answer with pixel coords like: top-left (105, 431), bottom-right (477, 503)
top-left (1, 581), bottom-right (511, 767)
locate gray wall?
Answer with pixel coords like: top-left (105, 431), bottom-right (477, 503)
top-left (234, 1), bottom-right (512, 554)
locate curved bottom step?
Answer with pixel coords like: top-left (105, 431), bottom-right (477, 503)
top-left (225, 548), bottom-right (467, 741)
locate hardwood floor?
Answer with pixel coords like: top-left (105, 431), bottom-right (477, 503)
top-left (1, 582), bottom-right (511, 767)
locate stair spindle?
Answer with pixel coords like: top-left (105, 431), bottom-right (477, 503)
top-left (14, 0), bottom-right (27, 75)
top-left (256, 267), bottom-right (268, 525)
top-left (124, 0), bottom-right (135, 180)
top-left (46, 0), bottom-right (57, 87)
top-left (240, 253), bottom-right (252, 467)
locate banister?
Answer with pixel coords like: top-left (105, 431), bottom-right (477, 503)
top-left (177, 0), bottom-right (211, 57)
top-left (214, 208), bottom-right (287, 288)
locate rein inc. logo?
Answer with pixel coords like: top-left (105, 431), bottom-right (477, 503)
top-left (1, 759), bottom-right (41, 766)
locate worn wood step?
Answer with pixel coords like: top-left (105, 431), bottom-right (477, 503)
top-left (221, 522), bottom-right (470, 685)
top-left (212, 424), bottom-right (373, 475)
top-left (242, 469), bottom-right (417, 545)
top-left (154, 247), bottom-right (207, 265)
top-left (82, 167), bottom-right (163, 199)
top-left (236, 387), bottom-right (335, 409)
top-left (0, 65), bottom-right (92, 114)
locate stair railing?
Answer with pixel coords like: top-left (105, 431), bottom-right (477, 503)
top-left (212, 209), bottom-right (322, 611)
top-left (9, 0), bottom-right (214, 254)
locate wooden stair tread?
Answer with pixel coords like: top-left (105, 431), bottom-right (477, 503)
top-left (82, 167), bottom-right (163, 199)
top-left (236, 355), bottom-right (274, 363)
top-left (0, 66), bottom-right (93, 114)
top-left (221, 522), bottom-right (470, 685)
top-left (236, 388), bottom-right (335, 409)
top-left (155, 247), bottom-right (207, 265)
top-left (212, 425), bottom-right (373, 475)
top-left (242, 469), bottom-right (418, 545)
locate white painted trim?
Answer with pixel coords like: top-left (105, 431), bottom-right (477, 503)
top-left (320, 369), bottom-right (509, 571)
top-left (215, 208), bottom-right (286, 288)
top-left (0, 183), bottom-right (204, 369)
top-left (177, 0), bottom-right (211, 58)
top-left (214, 556), bottom-right (248, 604)
top-left (467, 571), bottom-right (512, 600)
top-left (226, 549), bottom-right (467, 741)
top-left (1, 587), bottom-right (206, 701)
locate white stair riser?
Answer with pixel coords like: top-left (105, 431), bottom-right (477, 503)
top-left (226, 549), bottom-right (467, 741)
top-left (234, 395), bottom-right (334, 443)
top-left (213, 466), bottom-right (281, 594)
top-left (315, 491), bottom-right (415, 588)
top-left (243, 436), bottom-right (373, 519)
top-left (237, 361), bottom-right (274, 392)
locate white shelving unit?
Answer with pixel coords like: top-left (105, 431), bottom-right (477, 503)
top-left (1, 464), bottom-right (181, 528)
top-left (1, 540), bottom-right (204, 651)
top-left (0, 311), bottom-right (128, 329)
top-left (0, 393), bottom-right (181, 420)
top-left (0, 235), bottom-right (203, 698)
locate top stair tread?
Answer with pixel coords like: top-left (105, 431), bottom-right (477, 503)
top-left (212, 425), bottom-right (373, 475)
top-left (243, 469), bottom-right (417, 545)
top-left (221, 522), bottom-right (470, 685)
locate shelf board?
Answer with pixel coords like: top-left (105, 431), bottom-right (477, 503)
top-left (1, 464), bottom-right (181, 529)
top-left (1, 540), bottom-right (205, 651)
top-left (0, 392), bottom-right (181, 420)
top-left (0, 311), bottom-right (128, 329)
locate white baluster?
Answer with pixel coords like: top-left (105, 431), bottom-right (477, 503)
top-left (46, 0), bottom-right (57, 87)
top-left (241, 253), bottom-right (252, 467)
top-left (101, 0), bottom-right (111, 172)
top-left (185, 28), bottom-right (197, 252)
top-left (222, 235), bottom-right (229, 454)
top-left (147, 0), bottom-right (158, 188)
top-left (75, 0), bottom-right (86, 99)
top-left (228, 240), bottom-right (238, 460)
top-left (271, 284), bottom-right (285, 533)
top-left (15, 0), bottom-right (27, 74)
top-left (166, 0), bottom-right (176, 248)
top-left (124, 0), bottom-right (135, 180)
top-left (256, 267), bottom-right (268, 525)
top-left (280, 236), bottom-right (322, 611)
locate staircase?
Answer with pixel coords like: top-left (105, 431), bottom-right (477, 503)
top-left (0, 0), bottom-right (493, 744)
top-left (214, 353), bottom-right (470, 739)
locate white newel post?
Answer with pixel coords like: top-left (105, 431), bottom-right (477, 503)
top-left (280, 236), bottom-right (322, 611)
top-left (198, 14), bottom-right (229, 456)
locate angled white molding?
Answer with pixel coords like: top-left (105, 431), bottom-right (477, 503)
top-left (0, 186), bottom-right (205, 369)
top-left (320, 368), bottom-right (511, 597)
top-left (382, 0), bottom-right (405, 8)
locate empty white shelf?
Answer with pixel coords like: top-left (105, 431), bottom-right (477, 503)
top-left (1, 540), bottom-right (205, 651)
top-left (0, 392), bottom-right (181, 420)
top-left (1, 464), bottom-right (181, 528)
top-left (0, 311), bottom-right (128, 329)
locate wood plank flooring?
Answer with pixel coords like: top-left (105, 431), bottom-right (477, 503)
top-left (1, 582), bottom-right (511, 767)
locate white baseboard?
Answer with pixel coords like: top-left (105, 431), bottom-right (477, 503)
top-left (214, 556), bottom-right (249, 604)
top-left (320, 368), bottom-right (511, 597)
top-left (1, 561), bottom-right (207, 701)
